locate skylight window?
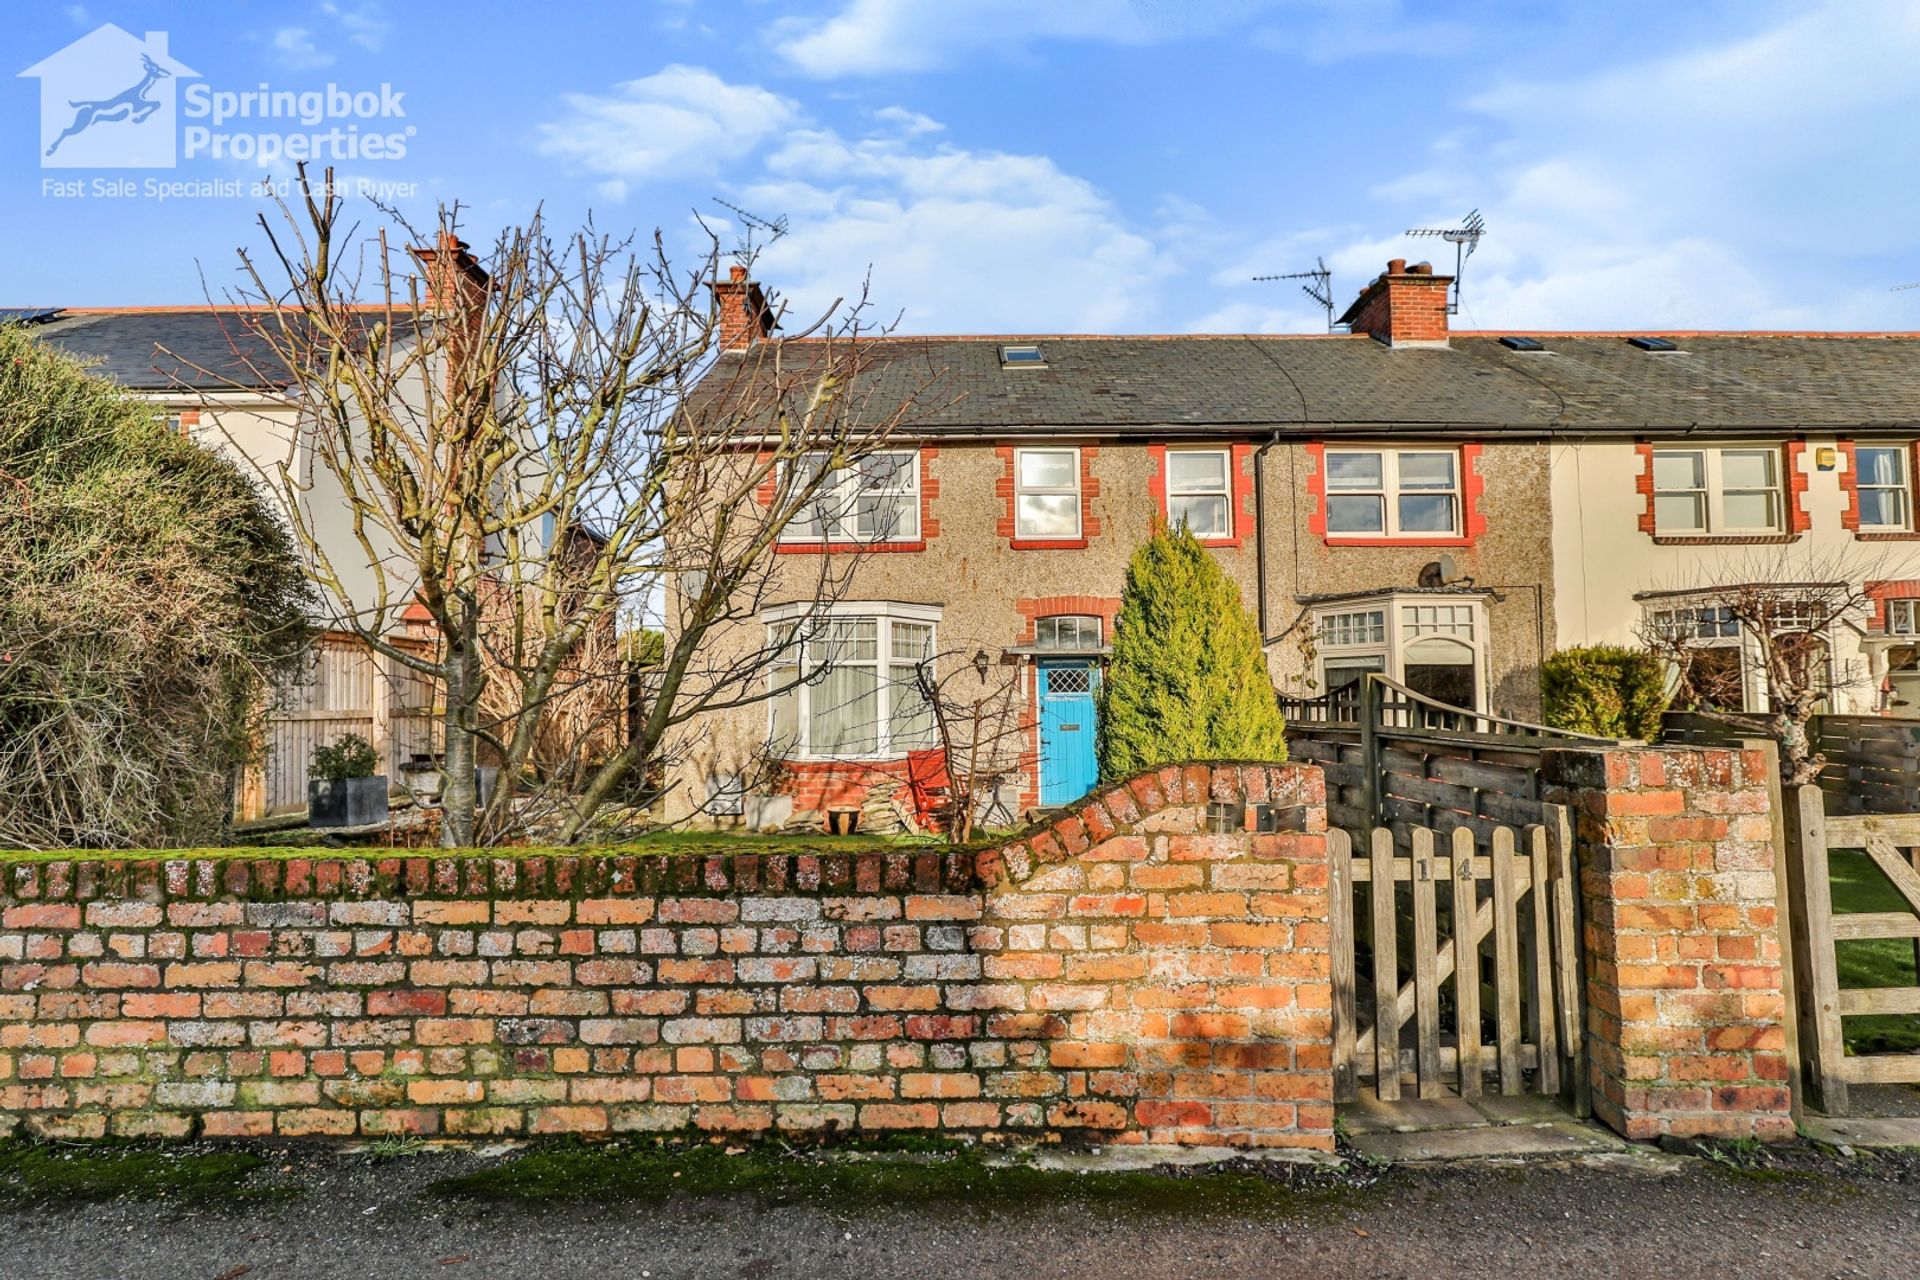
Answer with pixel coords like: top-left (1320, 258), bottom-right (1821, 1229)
top-left (1628, 336), bottom-right (1680, 352)
top-left (1499, 336), bottom-right (1545, 352)
top-left (999, 343), bottom-right (1046, 368)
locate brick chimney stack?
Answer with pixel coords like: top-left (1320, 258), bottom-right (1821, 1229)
top-left (414, 231), bottom-right (488, 316)
top-left (1338, 258), bottom-right (1453, 347)
top-left (714, 265), bottom-right (776, 351)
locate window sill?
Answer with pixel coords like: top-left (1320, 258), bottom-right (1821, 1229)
top-left (1323, 535), bottom-right (1471, 548)
top-left (1009, 538), bottom-right (1089, 550)
top-left (776, 540), bottom-right (927, 554)
top-left (1650, 533), bottom-right (1798, 546)
top-left (775, 754), bottom-right (918, 767)
top-left (1856, 531), bottom-right (1920, 542)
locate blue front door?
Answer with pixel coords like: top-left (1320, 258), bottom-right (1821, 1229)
top-left (1039, 661), bottom-right (1099, 807)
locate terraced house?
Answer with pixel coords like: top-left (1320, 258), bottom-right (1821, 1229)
top-left (667, 258), bottom-right (1920, 828)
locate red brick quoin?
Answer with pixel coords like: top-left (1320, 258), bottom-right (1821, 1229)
top-left (0, 763), bottom-right (1333, 1152)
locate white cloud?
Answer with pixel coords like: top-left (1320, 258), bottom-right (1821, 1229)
top-left (870, 106), bottom-right (943, 136)
top-left (535, 66), bottom-right (798, 190)
top-left (321, 1), bottom-right (392, 53)
top-left (1313, 0), bottom-right (1920, 330)
top-left (734, 124), bottom-right (1168, 332)
top-left (271, 27), bottom-right (335, 70)
top-left (773, 0), bottom-right (1453, 76)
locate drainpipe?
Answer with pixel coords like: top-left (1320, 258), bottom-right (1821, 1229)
top-left (1254, 430), bottom-right (1282, 642)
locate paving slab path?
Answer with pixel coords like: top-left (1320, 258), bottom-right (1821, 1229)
top-left (5, 1142), bottom-right (1920, 1280)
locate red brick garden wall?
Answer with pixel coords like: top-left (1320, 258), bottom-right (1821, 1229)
top-left (0, 764), bottom-right (1333, 1151)
top-left (1544, 745), bottom-right (1794, 1141)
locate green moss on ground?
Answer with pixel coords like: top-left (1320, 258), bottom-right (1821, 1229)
top-left (1829, 849), bottom-right (1920, 1055)
top-left (0, 1141), bottom-right (293, 1209)
top-left (429, 1137), bottom-right (1355, 1215)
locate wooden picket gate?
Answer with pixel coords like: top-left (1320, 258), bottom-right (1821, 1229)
top-left (1329, 808), bottom-right (1584, 1105)
top-left (1782, 786), bottom-right (1920, 1114)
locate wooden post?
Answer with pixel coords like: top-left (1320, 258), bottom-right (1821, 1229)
top-left (1738, 737), bottom-right (1802, 1121)
top-left (1451, 825), bottom-right (1482, 1097)
top-left (1359, 676), bottom-right (1382, 828)
top-left (1527, 824), bottom-right (1561, 1096)
top-left (1370, 826), bottom-right (1400, 1101)
top-left (1545, 802), bottom-right (1589, 1118)
top-left (1491, 825), bottom-right (1524, 1095)
top-left (370, 643), bottom-right (396, 779)
top-left (1783, 783), bottom-right (1848, 1116)
top-left (1329, 828), bottom-right (1358, 1103)
top-left (1411, 826), bottom-right (1442, 1095)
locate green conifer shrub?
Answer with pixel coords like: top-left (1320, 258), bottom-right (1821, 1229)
top-left (1540, 645), bottom-right (1668, 740)
top-left (1097, 523), bottom-right (1287, 779)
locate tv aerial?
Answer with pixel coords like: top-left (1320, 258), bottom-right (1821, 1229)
top-left (712, 197), bottom-right (789, 262)
top-left (1252, 256), bottom-right (1337, 332)
top-left (1894, 281), bottom-right (1920, 292)
top-left (1405, 208), bottom-right (1486, 314)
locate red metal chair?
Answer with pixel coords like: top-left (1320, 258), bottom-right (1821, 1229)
top-left (904, 749), bottom-right (952, 832)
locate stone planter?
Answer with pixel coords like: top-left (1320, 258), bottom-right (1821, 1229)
top-left (309, 775), bottom-right (389, 828)
top-left (394, 760), bottom-right (499, 811)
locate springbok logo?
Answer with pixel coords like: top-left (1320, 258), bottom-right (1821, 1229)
top-left (20, 26), bottom-right (198, 168)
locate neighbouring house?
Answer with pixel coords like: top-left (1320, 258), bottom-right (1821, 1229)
top-left (10, 304), bottom-right (443, 817)
top-left (664, 258), bottom-right (1920, 830)
top-left (10, 239), bottom-right (623, 822)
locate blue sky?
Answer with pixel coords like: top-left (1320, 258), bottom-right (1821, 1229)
top-left (9, 0), bottom-right (1920, 333)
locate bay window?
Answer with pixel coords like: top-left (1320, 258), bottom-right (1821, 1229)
top-left (1324, 448), bottom-right (1460, 537)
top-left (766, 604), bottom-right (939, 759)
top-left (1311, 594), bottom-right (1485, 711)
top-left (783, 450), bottom-right (920, 543)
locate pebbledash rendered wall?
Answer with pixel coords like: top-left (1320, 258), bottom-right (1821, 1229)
top-left (0, 764), bottom-right (1336, 1151)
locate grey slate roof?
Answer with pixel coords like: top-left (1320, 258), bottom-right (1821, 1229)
top-left (695, 332), bottom-right (1920, 438)
top-left (15, 309), bottom-right (424, 393)
top-left (23, 310), bottom-right (294, 390)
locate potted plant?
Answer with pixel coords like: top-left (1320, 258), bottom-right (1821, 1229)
top-left (308, 734), bottom-right (389, 828)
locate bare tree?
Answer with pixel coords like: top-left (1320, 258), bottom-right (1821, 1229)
top-left (914, 647), bottom-right (1027, 844)
top-left (1637, 549), bottom-right (1893, 785)
top-left (209, 165), bottom-right (940, 845)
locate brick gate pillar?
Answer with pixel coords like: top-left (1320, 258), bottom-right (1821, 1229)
top-left (1543, 745), bottom-right (1795, 1141)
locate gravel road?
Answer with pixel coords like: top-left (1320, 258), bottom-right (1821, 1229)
top-left (6, 1144), bottom-right (1920, 1280)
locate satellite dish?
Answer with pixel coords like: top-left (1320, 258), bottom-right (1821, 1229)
top-left (1437, 553), bottom-right (1460, 584)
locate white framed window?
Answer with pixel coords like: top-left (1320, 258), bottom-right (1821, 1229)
top-left (782, 450), bottom-right (920, 543)
top-left (765, 603), bottom-right (938, 760)
top-left (1014, 447), bottom-right (1082, 540)
top-left (1323, 448), bottom-right (1460, 537)
top-left (1651, 447), bottom-right (1783, 535)
top-left (1035, 615), bottom-right (1103, 651)
top-left (1856, 445), bottom-right (1913, 532)
top-left (1889, 599), bottom-right (1920, 637)
top-left (1318, 609), bottom-right (1386, 648)
top-left (1644, 596), bottom-right (1834, 713)
top-left (1165, 448), bottom-right (1232, 538)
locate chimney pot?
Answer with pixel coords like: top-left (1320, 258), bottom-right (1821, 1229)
top-left (1388, 258), bottom-right (1407, 275)
top-left (729, 264), bottom-right (748, 282)
top-left (1409, 261), bottom-right (1433, 275)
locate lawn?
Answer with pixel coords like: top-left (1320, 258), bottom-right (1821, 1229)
top-left (1829, 848), bottom-right (1920, 1054)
